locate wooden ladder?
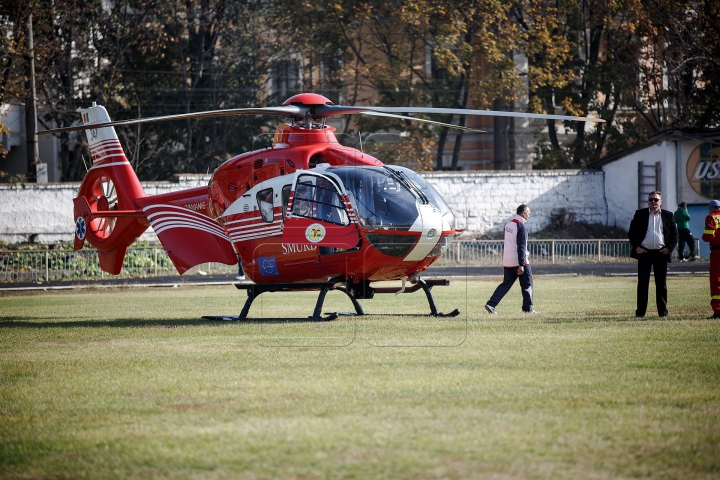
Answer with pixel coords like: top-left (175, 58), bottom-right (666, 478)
top-left (638, 161), bottom-right (661, 209)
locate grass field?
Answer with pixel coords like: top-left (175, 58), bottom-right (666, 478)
top-left (1, 275), bottom-right (719, 479)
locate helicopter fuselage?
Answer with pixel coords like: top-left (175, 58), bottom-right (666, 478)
top-left (205, 122), bottom-right (456, 284)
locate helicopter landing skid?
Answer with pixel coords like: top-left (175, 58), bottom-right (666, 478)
top-left (201, 278), bottom-right (458, 321)
top-left (355, 279), bottom-right (460, 317)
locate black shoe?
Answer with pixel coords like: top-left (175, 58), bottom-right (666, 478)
top-left (711, 313), bottom-right (720, 319)
top-left (659, 313), bottom-right (669, 317)
top-left (635, 314), bottom-right (645, 318)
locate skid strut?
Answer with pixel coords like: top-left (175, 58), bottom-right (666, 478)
top-left (202, 278), bottom-right (459, 321)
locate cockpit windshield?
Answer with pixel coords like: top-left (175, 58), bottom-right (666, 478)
top-left (327, 166), bottom-right (420, 230)
top-left (386, 166), bottom-right (456, 230)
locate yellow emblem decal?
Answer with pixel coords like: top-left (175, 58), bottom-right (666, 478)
top-left (305, 223), bottom-right (326, 243)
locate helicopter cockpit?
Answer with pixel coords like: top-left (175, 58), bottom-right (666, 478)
top-left (284, 164), bottom-right (456, 256)
top-left (323, 165), bottom-right (456, 231)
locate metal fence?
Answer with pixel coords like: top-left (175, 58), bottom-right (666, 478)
top-left (440, 238), bottom-right (701, 265)
top-left (440, 239), bottom-right (635, 265)
top-left (0, 238), bottom-right (702, 283)
top-left (0, 247), bottom-right (237, 284)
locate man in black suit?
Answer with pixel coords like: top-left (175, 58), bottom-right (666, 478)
top-left (628, 191), bottom-right (679, 317)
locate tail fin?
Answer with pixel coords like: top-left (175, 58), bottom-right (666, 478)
top-left (74, 104), bottom-right (148, 275)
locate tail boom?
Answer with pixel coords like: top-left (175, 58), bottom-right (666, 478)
top-left (136, 190), bottom-right (237, 274)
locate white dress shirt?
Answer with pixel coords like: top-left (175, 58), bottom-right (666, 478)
top-left (641, 210), bottom-right (665, 250)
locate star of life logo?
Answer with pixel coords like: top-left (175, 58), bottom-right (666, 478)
top-left (75, 217), bottom-right (86, 240)
top-left (305, 223), bottom-right (326, 243)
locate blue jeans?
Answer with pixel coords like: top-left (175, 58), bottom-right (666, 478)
top-left (487, 265), bottom-right (533, 311)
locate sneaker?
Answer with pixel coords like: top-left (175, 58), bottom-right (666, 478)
top-left (680, 258), bottom-right (687, 262)
top-left (236, 275), bottom-right (246, 281)
top-left (690, 256), bottom-right (698, 261)
top-left (711, 313), bottom-right (720, 319)
top-left (485, 304), bottom-right (497, 314)
top-left (524, 309), bottom-right (539, 314)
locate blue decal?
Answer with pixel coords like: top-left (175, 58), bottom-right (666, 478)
top-left (258, 256), bottom-right (279, 276)
top-left (75, 217), bottom-right (86, 240)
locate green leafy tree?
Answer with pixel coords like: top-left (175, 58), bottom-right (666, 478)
top-left (518, 0), bottom-right (720, 168)
top-left (95, 0), bottom-right (279, 179)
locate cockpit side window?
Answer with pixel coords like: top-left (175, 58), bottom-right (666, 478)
top-left (256, 187), bottom-right (274, 223)
top-left (281, 184), bottom-right (292, 219)
top-left (291, 174), bottom-right (349, 226)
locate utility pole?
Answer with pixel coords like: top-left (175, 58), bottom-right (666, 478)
top-left (25, 13), bottom-right (39, 182)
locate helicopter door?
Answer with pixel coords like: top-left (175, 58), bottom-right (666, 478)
top-left (282, 172), bottom-right (360, 249)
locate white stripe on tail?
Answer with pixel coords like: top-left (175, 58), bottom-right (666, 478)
top-left (77, 104), bottom-right (129, 166)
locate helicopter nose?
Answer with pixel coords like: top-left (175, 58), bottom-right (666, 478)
top-left (402, 203), bottom-right (446, 261)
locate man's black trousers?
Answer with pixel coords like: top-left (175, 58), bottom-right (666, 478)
top-left (636, 250), bottom-right (668, 317)
top-left (677, 229), bottom-right (695, 260)
top-left (487, 265), bottom-right (533, 312)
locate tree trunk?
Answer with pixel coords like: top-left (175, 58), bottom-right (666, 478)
top-left (451, 80), bottom-right (470, 169)
top-left (573, 122), bottom-right (585, 165)
top-left (435, 125), bottom-right (450, 170)
top-left (493, 98), bottom-right (504, 169)
top-left (435, 72), bottom-right (466, 170)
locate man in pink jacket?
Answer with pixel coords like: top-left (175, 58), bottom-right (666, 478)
top-left (485, 204), bottom-right (536, 314)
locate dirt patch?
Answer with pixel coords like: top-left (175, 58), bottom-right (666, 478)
top-left (530, 221), bottom-right (629, 240)
top-left (476, 208), bottom-right (629, 240)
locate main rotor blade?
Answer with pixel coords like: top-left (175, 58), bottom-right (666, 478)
top-left (361, 111), bottom-right (486, 133)
top-left (39, 105), bottom-right (306, 135)
top-left (316, 104), bottom-right (605, 123)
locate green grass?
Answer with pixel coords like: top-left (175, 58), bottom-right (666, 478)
top-left (1, 276), bottom-right (719, 479)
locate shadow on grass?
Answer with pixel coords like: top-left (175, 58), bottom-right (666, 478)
top-left (539, 314), bottom-right (710, 323)
top-left (0, 315), bottom-right (346, 329)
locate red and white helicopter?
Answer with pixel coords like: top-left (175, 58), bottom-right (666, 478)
top-left (41, 93), bottom-right (602, 320)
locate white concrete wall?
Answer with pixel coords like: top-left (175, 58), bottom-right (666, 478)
top-left (0, 171), bottom-right (607, 244)
top-left (0, 175), bottom-right (210, 244)
top-left (0, 182), bottom-right (78, 244)
top-left (424, 170), bottom-right (606, 236)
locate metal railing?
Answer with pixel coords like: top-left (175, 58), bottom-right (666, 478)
top-left (0, 238), bottom-right (702, 283)
top-left (438, 239), bottom-right (634, 265)
top-left (439, 238), bottom-right (701, 266)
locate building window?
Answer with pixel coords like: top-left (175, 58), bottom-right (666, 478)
top-left (271, 60), bottom-right (300, 100)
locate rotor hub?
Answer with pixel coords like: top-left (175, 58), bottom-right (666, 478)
top-left (282, 93), bottom-right (334, 107)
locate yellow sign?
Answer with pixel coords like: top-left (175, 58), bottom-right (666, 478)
top-left (687, 143), bottom-right (720, 199)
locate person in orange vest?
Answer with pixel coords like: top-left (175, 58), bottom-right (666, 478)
top-left (702, 199), bottom-right (720, 318)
